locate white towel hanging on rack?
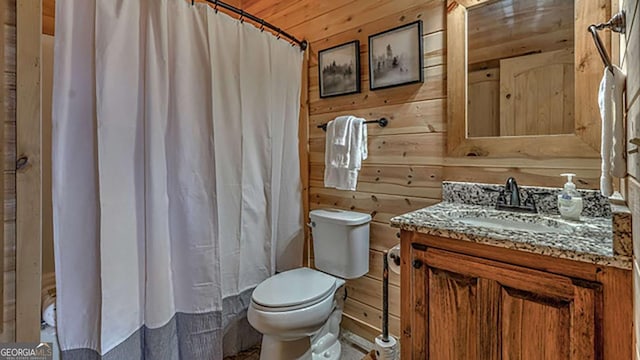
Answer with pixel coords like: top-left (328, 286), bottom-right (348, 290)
top-left (598, 65), bottom-right (626, 197)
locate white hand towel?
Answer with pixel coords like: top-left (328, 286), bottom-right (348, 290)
top-left (610, 66), bottom-right (626, 177)
top-left (324, 116), bottom-right (368, 191)
top-left (326, 116), bottom-right (354, 168)
top-left (359, 118), bottom-right (368, 162)
top-left (332, 115), bottom-right (354, 146)
top-left (599, 65), bottom-right (626, 197)
top-left (350, 118), bottom-right (368, 170)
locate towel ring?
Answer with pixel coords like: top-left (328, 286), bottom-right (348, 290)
top-left (588, 11), bottom-right (626, 73)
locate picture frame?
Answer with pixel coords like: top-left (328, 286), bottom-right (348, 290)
top-left (318, 40), bottom-right (361, 98)
top-left (368, 20), bottom-right (424, 90)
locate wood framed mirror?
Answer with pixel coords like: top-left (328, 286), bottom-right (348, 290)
top-left (447, 0), bottom-right (611, 158)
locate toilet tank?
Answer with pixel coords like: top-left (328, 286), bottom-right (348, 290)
top-left (309, 209), bottom-right (371, 279)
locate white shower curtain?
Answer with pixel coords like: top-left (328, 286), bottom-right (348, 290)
top-left (52, 0), bottom-right (304, 358)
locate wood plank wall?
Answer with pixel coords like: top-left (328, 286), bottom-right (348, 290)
top-left (15, 0), bottom-right (41, 341)
top-left (1, 0), bottom-right (16, 342)
top-left (244, 0), bottom-right (603, 342)
top-left (620, 0), bottom-right (640, 358)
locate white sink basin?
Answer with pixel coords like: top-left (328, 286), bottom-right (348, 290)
top-left (449, 210), bottom-right (575, 235)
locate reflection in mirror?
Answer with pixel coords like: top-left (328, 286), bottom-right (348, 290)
top-left (466, 0), bottom-right (575, 138)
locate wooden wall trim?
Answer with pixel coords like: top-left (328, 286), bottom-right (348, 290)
top-left (16, 0), bottom-right (42, 342)
top-left (300, 48), bottom-right (311, 266)
top-left (446, 0), bottom-right (467, 155)
top-left (0, 0), bottom-right (6, 333)
top-left (622, 0), bottom-right (640, 357)
top-left (42, 0), bottom-right (54, 36)
top-left (447, 0), bottom-right (607, 159)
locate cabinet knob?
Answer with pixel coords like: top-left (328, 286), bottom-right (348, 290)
top-left (412, 259), bottom-right (423, 269)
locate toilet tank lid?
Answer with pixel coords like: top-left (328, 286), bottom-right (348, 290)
top-left (309, 209), bottom-right (372, 225)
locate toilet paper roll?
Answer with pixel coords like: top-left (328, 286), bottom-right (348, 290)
top-left (387, 244), bottom-right (401, 274)
top-left (42, 294), bottom-right (56, 328)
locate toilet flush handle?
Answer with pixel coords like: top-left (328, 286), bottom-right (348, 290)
top-left (307, 221), bottom-right (315, 228)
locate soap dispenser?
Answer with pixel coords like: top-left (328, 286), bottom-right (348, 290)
top-left (557, 173), bottom-right (583, 221)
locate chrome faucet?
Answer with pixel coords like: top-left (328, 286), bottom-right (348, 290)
top-left (495, 177), bottom-right (537, 213)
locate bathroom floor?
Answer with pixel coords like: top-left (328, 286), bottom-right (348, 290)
top-left (224, 346), bottom-right (260, 360)
top-left (340, 340), bottom-right (371, 359)
top-left (223, 332), bottom-right (371, 360)
top-left (41, 325), bottom-right (60, 360)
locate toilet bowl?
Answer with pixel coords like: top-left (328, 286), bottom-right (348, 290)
top-left (247, 268), bottom-right (346, 360)
top-left (248, 209), bottom-right (371, 360)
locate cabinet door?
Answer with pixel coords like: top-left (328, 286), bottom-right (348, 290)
top-left (408, 246), bottom-right (601, 360)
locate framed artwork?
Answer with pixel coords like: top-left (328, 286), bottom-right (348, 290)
top-left (318, 40), bottom-right (361, 98)
top-left (368, 20), bottom-right (423, 90)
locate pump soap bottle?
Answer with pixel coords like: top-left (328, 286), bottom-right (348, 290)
top-left (557, 173), bottom-right (583, 221)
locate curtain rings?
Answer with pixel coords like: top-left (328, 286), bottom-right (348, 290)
top-left (260, 19), bottom-right (266, 32)
top-left (276, 28), bottom-right (282, 39)
top-left (239, 10), bottom-right (244, 23)
top-left (214, 0), bottom-right (219, 13)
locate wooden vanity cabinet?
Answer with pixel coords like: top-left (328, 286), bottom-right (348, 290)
top-left (400, 231), bottom-right (632, 360)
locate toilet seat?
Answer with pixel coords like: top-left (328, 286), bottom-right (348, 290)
top-left (252, 268), bottom-right (337, 312)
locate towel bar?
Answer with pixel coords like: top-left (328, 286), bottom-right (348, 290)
top-left (317, 117), bottom-right (388, 132)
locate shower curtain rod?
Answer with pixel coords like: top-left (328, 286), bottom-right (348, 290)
top-left (196, 0), bottom-right (308, 51)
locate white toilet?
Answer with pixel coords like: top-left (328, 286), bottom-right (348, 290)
top-left (247, 209), bottom-right (371, 360)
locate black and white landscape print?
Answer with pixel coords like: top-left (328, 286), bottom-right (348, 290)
top-left (369, 21), bottom-right (423, 89)
top-left (319, 41), bottom-right (360, 98)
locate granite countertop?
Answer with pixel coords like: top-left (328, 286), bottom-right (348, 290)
top-left (390, 182), bottom-right (632, 270)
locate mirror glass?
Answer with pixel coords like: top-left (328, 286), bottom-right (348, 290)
top-left (466, 0), bottom-right (575, 138)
